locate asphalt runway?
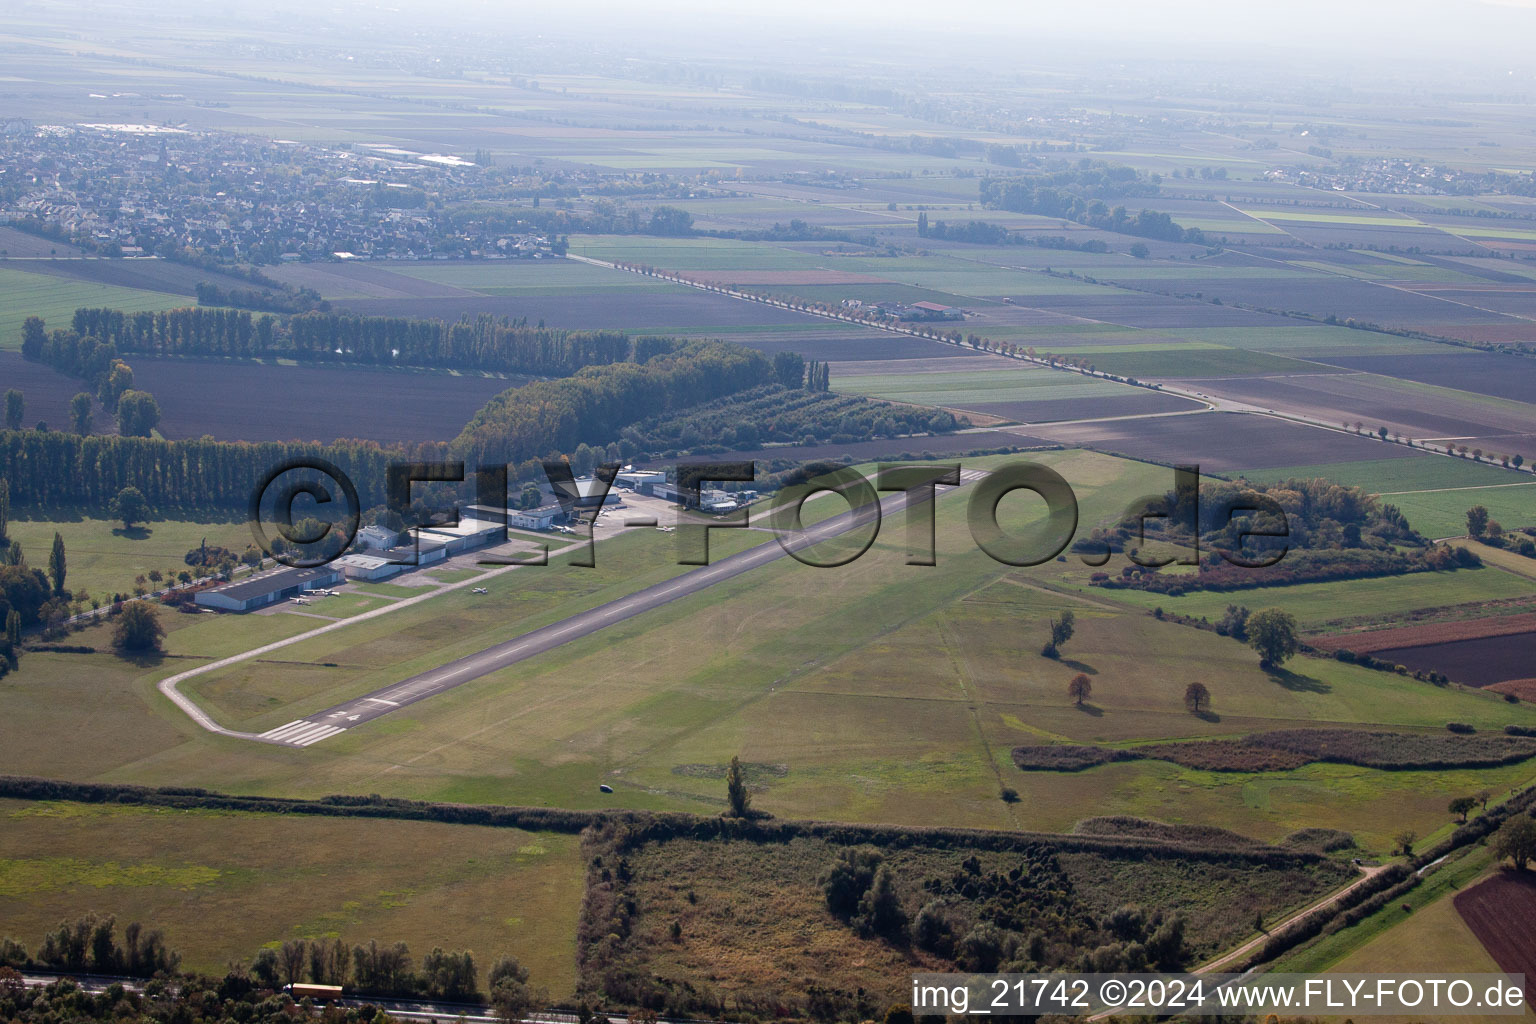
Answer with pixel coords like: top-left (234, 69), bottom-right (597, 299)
top-left (258, 470), bottom-right (983, 747)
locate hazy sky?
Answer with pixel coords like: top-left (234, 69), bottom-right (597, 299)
top-left (448, 0), bottom-right (1536, 64)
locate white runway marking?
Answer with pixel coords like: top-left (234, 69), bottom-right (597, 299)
top-left (257, 720), bottom-right (346, 746)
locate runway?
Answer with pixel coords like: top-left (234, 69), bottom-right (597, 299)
top-left (258, 470), bottom-right (983, 746)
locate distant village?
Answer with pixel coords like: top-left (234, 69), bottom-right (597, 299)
top-left (0, 120), bottom-right (588, 262)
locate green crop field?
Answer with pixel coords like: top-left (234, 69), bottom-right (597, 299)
top-left (1083, 564), bottom-right (1536, 628)
top-left (1385, 483), bottom-right (1536, 538)
top-left (1085, 346), bottom-right (1327, 378)
top-left (0, 799), bottom-right (584, 994)
top-left (0, 265), bottom-right (188, 350)
top-left (834, 366), bottom-right (1145, 408)
top-left (1237, 456), bottom-right (1523, 495)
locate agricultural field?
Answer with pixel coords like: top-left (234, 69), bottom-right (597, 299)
top-left (0, 263), bottom-right (188, 349)
top-left (1372, 632), bottom-right (1536, 688)
top-left (0, 352), bottom-right (113, 434)
top-left (832, 366), bottom-right (1201, 422)
top-left (128, 357), bottom-right (525, 443)
top-left (1030, 411), bottom-right (1423, 472)
top-left (1453, 872), bottom-right (1536, 1009)
top-left (0, 799), bottom-right (585, 994)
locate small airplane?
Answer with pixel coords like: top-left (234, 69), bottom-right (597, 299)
top-left (471, 587), bottom-right (488, 594)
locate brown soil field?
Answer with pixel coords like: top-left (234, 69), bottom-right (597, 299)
top-left (1453, 871), bottom-right (1536, 1007)
top-left (5, 255), bottom-right (257, 296)
top-left (1488, 679), bottom-right (1536, 702)
top-left (680, 270), bottom-right (889, 286)
top-left (1373, 631), bottom-right (1536, 688)
top-left (0, 227), bottom-right (87, 257)
top-left (0, 352), bottom-right (115, 432)
top-left (129, 357), bottom-right (525, 443)
top-left (1030, 411), bottom-right (1418, 471)
top-left (335, 291), bottom-right (827, 331)
top-left (631, 429), bottom-right (1048, 470)
top-left (1308, 612), bottom-right (1536, 654)
top-left (964, 390), bottom-right (1203, 424)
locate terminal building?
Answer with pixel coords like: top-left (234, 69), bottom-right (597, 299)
top-left (194, 565), bottom-right (344, 612)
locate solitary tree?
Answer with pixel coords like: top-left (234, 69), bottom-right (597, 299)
top-left (3, 389), bottom-right (22, 432)
top-left (1246, 608), bottom-right (1299, 669)
top-left (1491, 815), bottom-right (1536, 871)
top-left (1068, 673), bottom-right (1092, 707)
top-left (1043, 610), bottom-right (1075, 658)
top-left (1184, 681), bottom-right (1211, 715)
top-left (47, 532), bottom-right (66, 595)
top-left (69, 393), bottom-right (93, 434)
top-left (1393, 828), bottom-right (1417, 857)
top-left (725, 755), bottom-right (751, 817)
top-left (1448, 796), bottom-right (1476, 824)
top-left (112, 600), bottom-right (164, 655)
top-left (1476, 789), bottom-right (1493, 811)
top-left (1466, 505), bottom-right (1490, 539)
top-left (111, 486), bottom-right (150, 530)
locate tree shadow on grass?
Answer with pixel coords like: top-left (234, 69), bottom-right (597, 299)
top-left (111, 526), bottom-right (153, 540)
top-left (1192, 710), bottom-right (1222, 723)
top-left (1073, 702), bottom-right (1104, 717)
top-left (1061, 658), bottom-right (1097, 675)
top-left (1266, 665), bottom-right (1330, 693)
top-left (114, 648), bottom-right (165, 669)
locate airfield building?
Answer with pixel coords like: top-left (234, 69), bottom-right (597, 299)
top-left (507, 505), bottom-right (567, 531)
top-left (415, 516), bottom-right (505, 555)
top-left (194, 565), bottom-right (343, 612)
top-left (356, 524), bottom-right (402, 550)
top-left (333, 553), bottom-right (404, 581)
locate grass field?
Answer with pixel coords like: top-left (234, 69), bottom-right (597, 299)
top-left (1385, 484), bottom-right (1536, 538)
top-left (5, 515), bottom-right (257, 602)
top-left (3, 452), bottom-right (1532, 860)
top-left (0, 264), bottom-right (187, 350)
top-left (0, 799), bottom-right (584, 994)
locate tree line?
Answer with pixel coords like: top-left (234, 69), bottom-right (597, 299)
top-left (63, 306), bottom-right (635, 376)
top-left (979, 162), bottom-right (1208, 244)
top-left (454, 337), bottom-right (775, 467)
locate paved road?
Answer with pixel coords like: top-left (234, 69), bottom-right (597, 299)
top-left (255, 471), bottom-right (983, 747)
